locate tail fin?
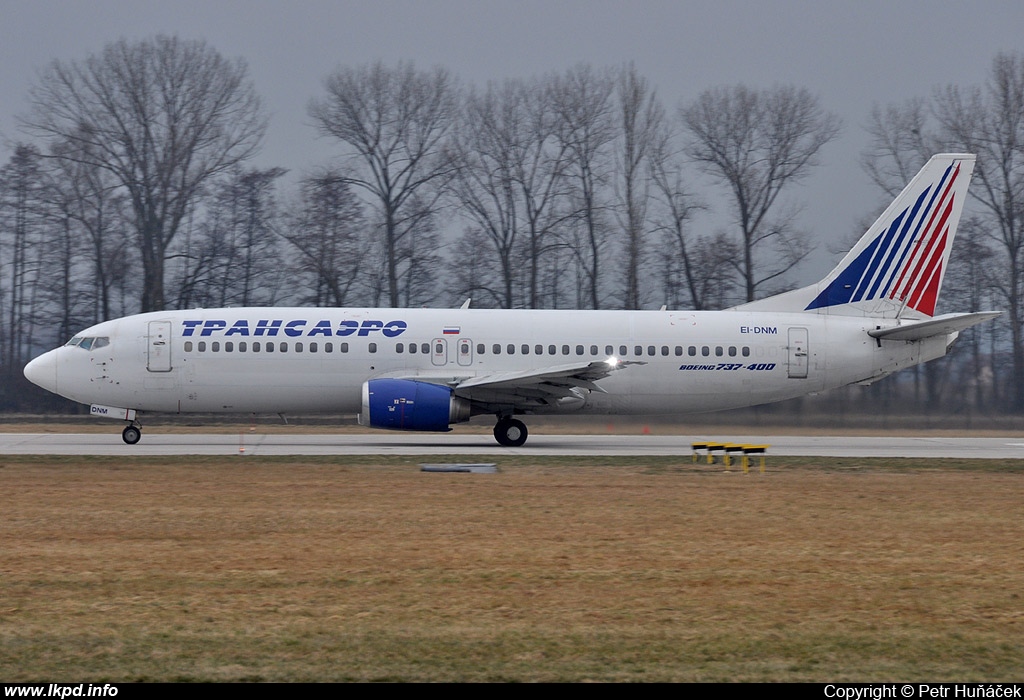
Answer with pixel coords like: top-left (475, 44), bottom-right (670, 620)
top-left (734, 153), bottom-right (976, 319)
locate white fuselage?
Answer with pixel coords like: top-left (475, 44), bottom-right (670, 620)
top-left (26, 307), bottom-right (951, 418)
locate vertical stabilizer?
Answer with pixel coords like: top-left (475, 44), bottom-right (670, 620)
top-left (733, 153), bottom-right (976, 319)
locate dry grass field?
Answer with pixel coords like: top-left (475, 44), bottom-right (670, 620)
top-left (1, 453), bottom-right (1023, 682)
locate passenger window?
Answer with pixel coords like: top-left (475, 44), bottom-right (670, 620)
top-left (675, 346), bottom-right (683, 356)
top-left (701, 346), bottom-right (710, 356)
top-left (309, 342), bottom-right (317, 353)
top-left (396, 343), bottom-right (404, 353)
top-left (265, 342), bottom-right (273, 353)
top-left (522, 344), bottom-right (530, 355)
top-left (225, 342), bottom-right (234, 352)
top-left (576, 345), bottom-right (584, 355)
top-left (340, 342), bottom-right (348, 353)
top-left (590, 345), bottom-right (598, 355)
top-left (254, 342), bottom-right (261, 353)
top-left (477, 343), bottom-right (485, 354)
top-left (620, 346), bottom-right (628, 356)
top-left (295, 343), bottom-right (303, 353)
top-left (535, 345), bottom-right (543, 355)
top-left (742, 347), bottom-right (750, 357)
top-left (661, 346), bottom-right (669, 356)
top-left (369, 343), bottom-right (377, 353)
top-left (198, 341), bottom-right (207, 352)
top-left (689, 346), bottom-right (697, 356)
top-left (548, 345), bottom-right (556, 355)
top-left (561, 345), bottom-right (570, 355)
top-left (647, 346), bottom-right (655, 356)
top-left (184, 341), bottom-right (193, 352)
top-left (715, 346), bottom-right (723, 357)
top-left (420, 343), bottom-right (429, 354)
top-left (280, 342), bottom-right (288, 353)
top-left (325, 342), bottom-right (334, 353)
top-left (239, 342), bottom-right (247, 352)
top-left (728, 346), bottom-right (737, 357)
top-left (493, 344), bottom-right (501, 354)
top-left (605, 345), bottom-right (614, 356)
top-left (408, 343), bottom-right (416, 354)
top-left (507, 344), bottom-right (515, 355)
top-left (212, 342), bottom-right (220, 352)
top-left (634, 345), bottom-right (642, 356)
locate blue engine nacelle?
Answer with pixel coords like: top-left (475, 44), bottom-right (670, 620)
top-left (359, 379), bottom-right (473, 432)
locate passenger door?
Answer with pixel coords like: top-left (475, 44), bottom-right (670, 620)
top-left (787, 327), bottom-right (808, 379)
top-left (147, 321), bottom-right (172, 372)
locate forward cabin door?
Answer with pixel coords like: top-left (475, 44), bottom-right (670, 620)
top-left (147, 321), bottom-right (173, 372)
top-left (787, 327), bottom-right (808, 379)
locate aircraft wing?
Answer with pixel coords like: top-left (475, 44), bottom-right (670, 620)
top-left (867, 311), bottom-right (1001, 341)
top-left (451, 358), bottom-right (641, 406)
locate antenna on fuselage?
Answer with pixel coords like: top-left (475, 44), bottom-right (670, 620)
top-left (460, 298), bottom-right (471, 309)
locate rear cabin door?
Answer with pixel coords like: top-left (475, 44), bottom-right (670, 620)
top-left (147, 321), bottom-right (172, 372)
top-left (787, 327), bottom-right (808, 379)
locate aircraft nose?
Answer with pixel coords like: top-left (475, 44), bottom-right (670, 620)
top-left (24, 350), bottom-right (58, 393)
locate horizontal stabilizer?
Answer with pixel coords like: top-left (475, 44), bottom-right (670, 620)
top-left (867, 311), bottom-right (1001, 341)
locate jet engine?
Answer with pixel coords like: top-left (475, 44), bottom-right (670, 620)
top-left (359, 379), bottom-right (472, 432)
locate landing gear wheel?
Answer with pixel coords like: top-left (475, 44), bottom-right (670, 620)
top-left (493, 418), bottom-right (528, 447)
top-left (122, 425), bottom-right (142, 445)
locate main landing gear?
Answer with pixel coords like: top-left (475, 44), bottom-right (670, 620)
top-left (122, 423), bottom-right (142, 445)
top-left (493, 417), bottom-right (528, 447)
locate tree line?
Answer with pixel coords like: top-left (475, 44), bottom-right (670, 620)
top-left (0, 36), bottom-right (1020, 416)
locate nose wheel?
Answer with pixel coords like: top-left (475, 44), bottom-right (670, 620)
top-left (493, 417), bottom-right (528, 447)
top-left (122, 424), bottom-right (142, 445)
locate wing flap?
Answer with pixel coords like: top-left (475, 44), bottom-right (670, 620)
top-left (453, 358), bottom-right (640, 404)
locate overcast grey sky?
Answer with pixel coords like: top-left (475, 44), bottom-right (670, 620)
top-left (1, 0), bottom-right (1022, 284)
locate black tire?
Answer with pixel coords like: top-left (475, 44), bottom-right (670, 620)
top-left (122, 425), bottom-right (141, 445)
top-left (493, 418), bottom-right (528, 447)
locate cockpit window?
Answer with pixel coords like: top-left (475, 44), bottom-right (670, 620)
top-left (65, 336), bottom-right (109, 351)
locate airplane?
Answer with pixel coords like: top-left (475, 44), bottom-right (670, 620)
top-left (23, 153), bottom-right (1000, 447)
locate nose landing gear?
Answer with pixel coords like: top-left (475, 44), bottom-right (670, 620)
top-left (122, 423), bottom-right (142, 445)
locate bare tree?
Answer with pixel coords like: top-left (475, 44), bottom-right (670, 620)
top-left (309, 61), bottom-right (458, 307)
top-left (47, 136), bottom-right (131, 323)
top-left (681, 84), bottom-right (841, 302)
top-left (862, 98), bottom-right (934, 196)
top-left (281, 170), bottom-right (369, 307)
top-left (21, 35), bottom-right (267, 312)
top-left (0, 146), bottom-right (53, 370)
top-left (551, 65), bottom-right (616, 309)
top-left (614, 64), bottom-right (663, 309)
top-left (450, 79), bottom-right (569, 308)
top-left (862, 53), bottom-right (1024, 411)
top-left (648, 126), bottom-right (713, 308)
top-left (932, 53), bottom-right (1024, 409)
